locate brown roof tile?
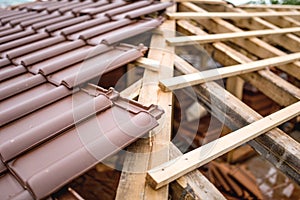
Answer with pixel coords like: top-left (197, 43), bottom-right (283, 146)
top-left (0, 1), bottom-right (171, 198)
top-left (45, 15), bottom-right (91, 34)
top-left (0, 173), bottom-right (33, 200)
top-left (47, 44), bottom-right (146, 88)
top-left (87, 18), bottom-right (163, 45)
top-left (0, 29), bottom-right (35, 44)
top-left (0, 73), bottom-right (46, 101)
top-left (5, 36), bottom-right (65, 60)
top-left (0, 33), bottom-right (49, 55)
top-left (0, 84), bottom-right (71, 126)
top-left (0, 65), bottom-right (26, 82)
top-left (8, 87), bottom-right (163, 199)
top-left (13, 40), bottom-right (85, 66)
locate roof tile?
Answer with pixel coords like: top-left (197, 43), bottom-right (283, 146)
top-left (0, 84), bottom-right (71, 126)
top-left (0, 0), bottom-right (171, 198)
top-left (0, 73), bottom-right (46, 101)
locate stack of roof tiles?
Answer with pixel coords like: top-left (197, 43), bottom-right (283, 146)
top-left (0, 0), bottom-right (172, 199)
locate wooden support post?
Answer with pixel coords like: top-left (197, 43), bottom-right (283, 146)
top-left (167, 11), bottom-right (300, 19)
top-left (159, 53), bottom-right (300, 91)
top-left (179, 2), bottom-right (300, 81)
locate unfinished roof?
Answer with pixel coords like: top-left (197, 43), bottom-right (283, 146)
top-left (0, 0), bottom-right (172, 199)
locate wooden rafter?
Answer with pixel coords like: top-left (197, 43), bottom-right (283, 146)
top-left (167, 11), bottom-right (300, 19)
top-left (159, 53), bottom-right (300, 91)
top-left (147, 101), bottom-right (300, 189)
top-left (166, 27), bottom-right (300, 46)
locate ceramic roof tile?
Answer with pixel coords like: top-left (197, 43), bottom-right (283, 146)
top-left (103, 1), bottom-right (152, 18)
top-left (9, 12), bottom-right (49, 27)
top-left (0, 33), bottom-right (49, 55)
top-left (44, 15), bottom-right (91, 34)
top-left (0, 90), bottom-right (95, 162)
top-left (0, 26), bottom-right (23, 38)
top-left (18, 12), bottom-right (61, 28)
top-left (112, 1), bottom-right (174, 19)
top-left (0, 84), bottom-right (71, 126)
top-left (0, 65), bottom-right (26, 82)
top-left (7, 87), bottom-right (163, 199)
top-left (59, 16), bottom-right (110, 37)
top-left (0, 162), bottom-right (5, 174)
top-left (72, 0), bottom-right (109, 15)
top-left (5, 36), bottom-right (65, 60)
top-left (69, 18), bottom-right (133, 40)
top-left (80, 1), bottom-right (128, 16)
top-left (0, 73), bottom-right (46, 101)
top-left (12, 40), bottom-right (85, 66)
top-left (27, 45), bottom-right (97, 75)
top-left (47, 44), bottom-right (146, 88)
top-left (0, 24), bottom-right (11, 32)
top-left (0, 1), bottom-right (171, 198)
top-left (0, 29), bottom-right (35, 44)
top-left (31, 14), bottom-right (74, 31)
top-left (0, 173), bottom-right (33, 200)
top-left (87, 18), bottom-right (163, 45)
top-left (1, 11), bottom-right (38, 25)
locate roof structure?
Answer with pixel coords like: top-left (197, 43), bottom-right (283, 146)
top-left (0, 0), bottom-right (171, 199)
top-left (1, 0), bottom-right (300, 199)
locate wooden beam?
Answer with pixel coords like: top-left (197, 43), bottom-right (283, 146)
top-left (179, 2), bottom-right (300, 81)
top-left (159, 53), bottom-right (300, 91)
top-left (175, 15), bottom-right (300, 106)
top-left (169, 143), bottom-right (225, 200)
top-left (120, 79), bottom-right (142, 100)
top-left (178, 2), bottom-right (300, 104)
top-left (147, 101), bottom-right (300, 189)
top-left (166, 27), bottom-right (300, 46)
top-left (222, 5), bottom-right (300, 53)
top-left (167, 11), bottom-right (300, 19)
top-left (172, 56), bottom-right (300, 186)
top-left (237, 4), bottom-right (300, 10)
top-left (134, 57), bottom-right (160, 72)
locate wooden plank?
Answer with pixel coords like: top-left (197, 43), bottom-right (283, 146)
top-left (167, 11), bottom-right (300, 19)
top-left (173, 56), bottom-right (300, 185)
top-left (147, 101), bottom-right (300, 189)
top-left (175, 19), bottom-right (300, 106)
top-left (134, 57), bottom-right (160, 72)
top-left (178, 2), bottom-right (300, 105)
top-left (169, 143), bottom-right (226, 200)
top-left (120, 79), bottom-right (142, 100)
top-left (166, 27), bottom-right (300, 46)
top-left (116, 1), bottom-right (175, 199)
top-left (179, 2), bottom-right (300, 81)
top-left (222, 5), bottom-right (300, 53)
top-left (119, 81), bottom-right (225, 199)
top-left (237, 4), bottom-right (300, 10)
top-left (159, 52), bottom-right (300, 91)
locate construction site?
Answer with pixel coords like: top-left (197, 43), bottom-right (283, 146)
top-left (0, 0), bottom-right (300, 199)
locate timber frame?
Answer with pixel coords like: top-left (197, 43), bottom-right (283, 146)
top-left (115, 0), bottom-right (300, 199)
